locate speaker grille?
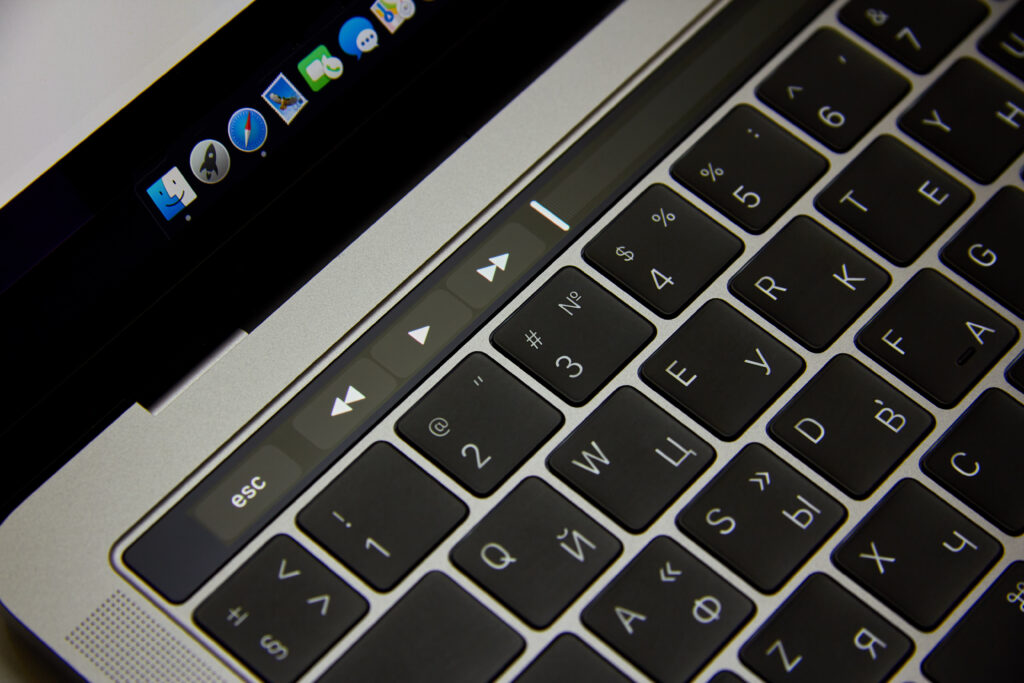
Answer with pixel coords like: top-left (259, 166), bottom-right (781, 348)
top-left (65, 590), bottom-right (227, 682)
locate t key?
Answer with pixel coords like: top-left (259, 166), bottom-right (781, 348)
top-left (856, 269), bottom-right (1018, 407)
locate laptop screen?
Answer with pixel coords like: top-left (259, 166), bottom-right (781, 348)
top-left (0, 0), bottom-right (622, 519)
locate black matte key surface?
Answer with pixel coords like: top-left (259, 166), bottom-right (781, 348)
top-left (298, 442), bottom-right (466, 591)
top-left (671, 105), bottom-right (828, 234)
top-left (740, 573), bottom-right (912, 683)
top-left (856, 269), bottom-right (1018, 407)
top-left (451, 477), bottom-right (621, 628)
top-left (678, 444), bottom-right (845, 593)
top-left (548, 387), bottom-right (714, 532)
top-left (194, 536), bottom-right (367, 683)
top-left (815, 135), bottom-right (972, 265)
top-left (321, 572), bottom-right (523, 683)
top-left (900, 58), bottom-right (1024, 183)
top-left (583, 536), bottom-right (754, 683)
top-left (922, 389), bottom-right (1024, 535)
top-left (922, 561), bottom-right (1024, 683)
top-left (833, 479), bottom-right (1002, 630)
top-left (397, 352), bottom-right (562, 496)
top-left (729, 216), bottom-right (890, 350)
top-left (583, 184), bottom-right (742, 317)
top-left (942, 186), bottom-right (1024, 318)
top-left (492, 267), bottom-right (653, 405)
top-left (514, 634), bottom-right (630, 683)
top-left (708, 673), bottom-right (747, 683)
top-left (770, 354), bottom-right (933, 498)
top-left (758, 28), bottom-right (909, 151)
top-left (641, 299), bottom-right (804, 440)
top-left (979, 3), bottom-right (1024, 81)
top-left (1009, 351), bottom-right (1024, 392)
top-left (839, 0), bottom-right (988, 74)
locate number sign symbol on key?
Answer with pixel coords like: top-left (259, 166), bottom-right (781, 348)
top-left (700, 163), bottom-right (724, 182)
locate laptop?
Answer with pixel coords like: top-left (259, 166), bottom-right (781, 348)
top-left (2, 0), bottom-right (1022, 680)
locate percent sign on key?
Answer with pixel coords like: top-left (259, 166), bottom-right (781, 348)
top-left (700, 162), bottom-right (724, 182)
top-left (652, 207), bottom-right (676, 225)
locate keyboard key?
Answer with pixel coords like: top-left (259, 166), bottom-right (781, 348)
top-left (1008, 351), bottom-right (1024, 393)
top-left (195, 536), bottom-right (367, 683)
top-left (297, 442), bottom-right (467, 591)
top-left (677, 443), bottom-right (846, 593)
top-left (839, 0), bottom-right (988, 74)
top-left (979, 3), bottom-right (1024, 81)
top-left (582, 536), bottom-right (754, 683)
top-left (547, 387), bottom-right (714, 532)
top-left (769, 354), bottom-right (934, 498)
top-left (941, 186), bottom-right (1024, 318)
top-left (514, 634), bottom-right (630, 683)
top-left (729, 216), bottom-right (890, 350)
top-left (450, 477), bottom-right (621, 628)
top-left (397, 353), bottom-right (562, 496)
top-left (671, 105), bottom-right (828, 234)
top-left (921, 389), bottom-right (1024, 535)
top-left (856, 269), bottom-right (1019, 407)
top-left (758, 28), bottom-right (909, 151)
top-left (740, 573), bottom-right (912, 683)
top-left (922, 561), bottom-right (1024, 683)
top-left (492, 267), bottom-right (654, 405)
top-left (583, 184), bottom-right (742, 317)
top-left (815, 135), bottom-right (972, 265)
top-left (641, 299), bottom-right (804, 440)
top-left (832, 479), bottom-right (1002, 630)
top-left (370, 289), bottom-right (473, 378)
top-left (900, 58), bottom-right (1024, 183)
top-left (708, 673), bottom-right (748, 683)
top-left (321, 572), bottom-right (523, 683)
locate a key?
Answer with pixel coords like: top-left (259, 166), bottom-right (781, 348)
top-left (922, 561), bottom-right (1024, 683)
top-left (757, 28), bottom-right (909, 151)
top-left (900, 58), bottom-right (1024, 183)
top-left (941, 186), bottom-right (1024, 318)
top-left (832, 479), bottom-right (1002, 630)
top-left (582, 536), bottom-right (754, 683)
top-left (297, 442), bottom-right (467, 591)
top-left (856, 269), bottom-right (1018, 407)
top-left (583, 184), bottom-right (742, 317)
top-left (708, 673), bottom-right (748, 683)
top-left (397, 352), bottom-right (562, 496)
top-left (641, 299), bottom-right (804, 440)
top-left (839, 0), bottom-right (989, 74)
top-left (320, 572), bottom-right (523, 683)
top-left (921, 389), bottom-right (1024, 535)
top-left (979, 3), bottom-right (1024, 81)
top-left (740, 573), bottom-right (912, 683)
top-left (671, 105), bottom-right (828, 234)
top-left (547, 386), bottom-right (715, 532)
top-left (514, 634), bottom-right (630, 683)
top-left (729, 215), bottom-right (890, 350)
top-left (815, 135), bottom-right (972, 265)
top-left (769, 354), bottom-right (934, 498)
top-left (1008, 351), bottom-right (1024, 393)
top-left (492, 267), bottom-right (654, 405)
top-left (677, 443), bottom-right (846, 593)
top-left (450, 477), bottom-right (621, 628)
top-left (194, 536), bottom-right (368, 683)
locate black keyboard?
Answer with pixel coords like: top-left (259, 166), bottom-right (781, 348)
top-left (120, 1), bottom-right (1024, 681)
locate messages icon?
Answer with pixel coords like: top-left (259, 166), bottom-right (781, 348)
top-left (339, 16), bottom-right (378, 59)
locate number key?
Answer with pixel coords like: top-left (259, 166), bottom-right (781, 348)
top-left (758, 29), bottom-right (909, 151)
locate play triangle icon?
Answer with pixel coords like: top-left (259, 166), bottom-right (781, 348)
top-left (343, 386), bottom-right (365, 404)
top-left (408, 325), bottom-right (430, 345)
top-left (476, 264), bottom-right (497, 282)
top-left (489, 253), bottom-right (509, 270)
top-left (331, 397), bottom-right (353, 416)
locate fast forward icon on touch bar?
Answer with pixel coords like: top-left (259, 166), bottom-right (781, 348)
top-left (331, 386), bottom-right (366, 416)
top-left (476, 253), bottom-right (509, 282)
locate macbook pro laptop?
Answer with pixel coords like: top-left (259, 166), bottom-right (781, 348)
top-left (2, 0), bottom-right (1022, 681)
